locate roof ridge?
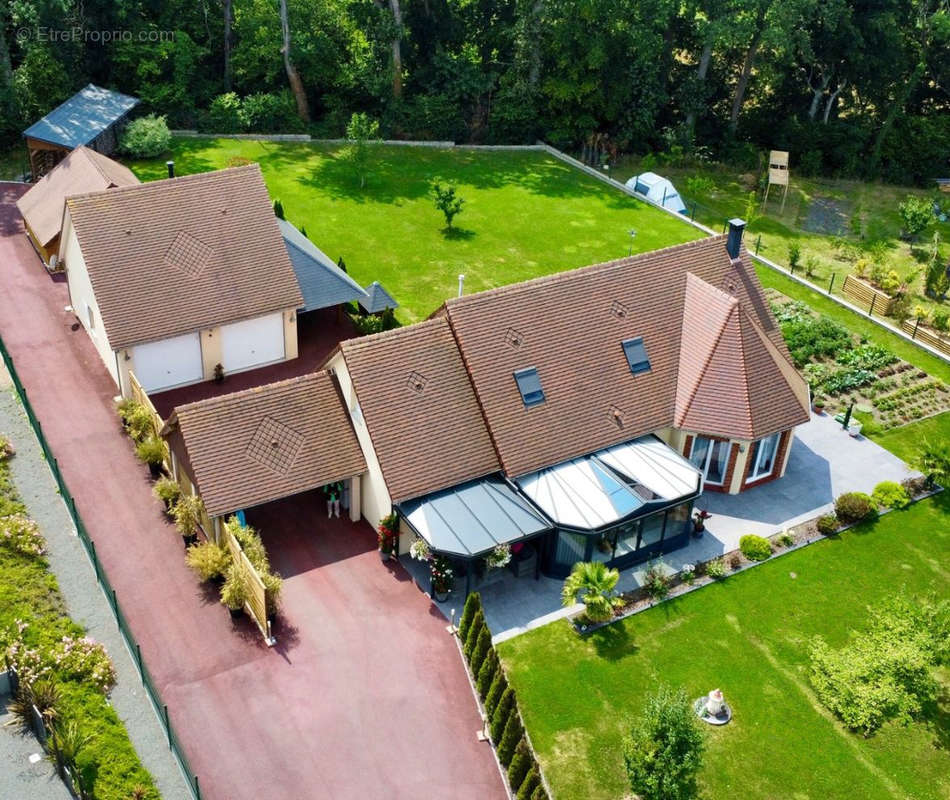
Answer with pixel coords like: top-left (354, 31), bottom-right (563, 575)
top-left (174, 370), bottom-right (325, 416)
top-left (66, 163), bottom-right (262, 205)
top-left (340, 316), bottom-right (445, 351)
top-left (78, 147), bottom-right (115, 185)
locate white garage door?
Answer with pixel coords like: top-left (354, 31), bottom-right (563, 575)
top-left (132, 332), bottom-right (203, 393)
top-left (220, 313), bottom-right (285, 374)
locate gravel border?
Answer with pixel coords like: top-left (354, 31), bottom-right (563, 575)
top-left (0, 373), bottom-right (191, 800)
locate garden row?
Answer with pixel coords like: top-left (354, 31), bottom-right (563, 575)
top-left (456, 593), bottom-right (550, 800)
top-left (0, 433), bottom-right (157, 800)
top-left (115, 398), bottom-right (283, 627)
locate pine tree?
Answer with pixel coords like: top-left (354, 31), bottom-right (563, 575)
top-left (463, 608), bottom-right (485, 662)
top-left (273, 198), bottom-right (284, 219)
top-left (516, 768), bottom-right (540, 800)
top-left (507, 739), bottom-right (531, 791)
top-left (490, 687), bottom-right (515, 742)
top-left (299, 225), bottom-right (308, 239)
top-left (497, 706), bottom-right (524, 767)
top-left (485, 671), bottom-right (508, 719)
top-left (476, 649), bottom-right (498, 699)
top-left (457, 591), bottom-right (482, 641)
top-left (469, 627), bottom-right (492, 676)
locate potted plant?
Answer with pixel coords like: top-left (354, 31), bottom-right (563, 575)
top-left (135, 435), bottom-right (167, 478)
top-left (409, 536), bottom-right (431, 561)
top-left (484, 543), bottom-right (512, 571)
top-left (812, 395), bottom-right (826, 414)
top-left (430, 555), bottom-right (454, 602)
top-left (261, 570), bottom-right (283, 623)
top-left (153, 476), bottom-right (181, 515)
top-left (185, 540), bottom-right (231, 583)
top-left (692, 509), bottom-right (711, 536)
top-left (377, 512), bottom-right (398, 561)
top-left (172, 494), bottom-right (204, 547)
top-left (220, 564), bottom-right (248, 619)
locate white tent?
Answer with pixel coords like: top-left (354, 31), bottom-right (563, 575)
top-left (625, 171), bottom-right (687, 214)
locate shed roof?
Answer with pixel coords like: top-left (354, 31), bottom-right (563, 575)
top-left (277, 219), bottom-right (367, 311)
top-left (359, 281), bottom-right (399, 313)
top-left (65, 165), bottom-right (303, 350)
top-left (16, 146), bottom-right (139, 248)
top-left (24, 84), bottom-right (139, 149)
top-left (162, 372), bottom-right (365, 517)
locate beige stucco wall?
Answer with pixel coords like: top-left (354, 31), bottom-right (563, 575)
top-left (60, 212), bottom-right (121, 390)
top-left (327, 350), bottom-right (393, 527)
top-left (199, 327), bottom-right (222, 380)
top-left (283, 309), bottom-right (298, 361)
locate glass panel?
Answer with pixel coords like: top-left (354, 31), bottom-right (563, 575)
top-left (751, 433), bottom-right (780, 479)
top-left (689, 437), bottom-right (710, 471)
top-left (554, 530), bottom-right (587, 570)
top-left (637, 513), bottom-right (665, 549)
top-left (613, 520), bottom-right (640, 558)
top-left (665, 502), bottom-right (692, 539)
top-left (592, 530), bottom-right (616, 562)
top-left (705, 440), bottom-right (731, 485)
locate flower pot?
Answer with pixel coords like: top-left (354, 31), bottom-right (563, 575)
top-left (148, 462), bottom-right (163, 479)
top-left (379, 549), bottom-right (391, 562)
top-left (182, 533), bottom-right (198, 548)
top-left (434, 588), bottom-right (449, 603)
top-left (228, 606), bottom-right (242, 619)
top-left (812, 405), bottom-right (825, 415)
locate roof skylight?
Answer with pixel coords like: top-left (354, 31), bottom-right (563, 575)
top-left (514, 367), bottom-right (545, 407)
top-left (622, 337), bottom-right (651, 375)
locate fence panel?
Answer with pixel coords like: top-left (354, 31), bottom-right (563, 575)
top-left (901, 320), bottom-right (950, 357)
top-left (840, 274), bottom-right (896, 316)
top-left (223, 527), bottom-right (270, 639)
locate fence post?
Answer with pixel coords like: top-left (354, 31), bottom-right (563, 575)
top-left (828, 273), bottom-right (835, 294)
top-left (163, 704), bottom-right (171, 748)
top-left (90, 540), bottom-right (100, 581)
top-left (913, 317), bottom-right (920, 338)
top-left (136, 644), bottom-right (145, 682)
top-left (194, 776), bottom-right (201, 800)
top-left (869, 294), bottom-right (877, 317)
top-left (111, 588), bottom-right (118, 616)
top-left (755, 234), bottom-right (761, 255)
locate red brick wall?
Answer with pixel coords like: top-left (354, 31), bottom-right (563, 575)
top-left (741, 430), bottom-right (791, 491)
top-left (685, 433), bottom-right (737, 494)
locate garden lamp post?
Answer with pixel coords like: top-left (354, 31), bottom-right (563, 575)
top-left (841, 400), bottom-right (854, 431)
top-left (628, 229), bottom-right (637, 256)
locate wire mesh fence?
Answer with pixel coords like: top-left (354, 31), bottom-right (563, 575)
top-left (0, 334), bottom-right (202, 800)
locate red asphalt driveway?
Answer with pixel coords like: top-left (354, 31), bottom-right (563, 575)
top-left (0, 184), bottom-right (504, 800)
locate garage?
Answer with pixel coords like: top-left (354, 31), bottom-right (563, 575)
top-left (220, 313), bottom-right (285, 374)
top-left (132, 332), bottom-right (203, 392)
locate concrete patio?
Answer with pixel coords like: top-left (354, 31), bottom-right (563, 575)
top-left (403, 412), bottom-right (918, 642)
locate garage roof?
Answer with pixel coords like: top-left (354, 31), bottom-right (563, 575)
top-left (277, 219), bottom-right (367, 311)
top-left (24, 84), bottom-right (139, 149)
top-left (65, 165), bottom-right (303, 350)
top-left (162, 371), bottom-right (365, 517)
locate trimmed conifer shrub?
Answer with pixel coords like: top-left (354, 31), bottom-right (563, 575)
top-left (490, 687), bottom-right (515, 742)
top-left (497, 708), bottom-right (524, 767)
top-left (530, 782), bottom-right (549, 800)
top-left (516, 767), bottom-right (540, 800)
top-left (507, 739), bottom-right (531, 791)
top-left (470, 627), bottom-right (492, 676)
top-left (457, 591), bottom-right (481, 641)
top-left (463, 608), bottom-right (485, 661)
top-left (476, 649), bottom-right (498, 699)
top-left (485, 670), bottom-right (508, 719)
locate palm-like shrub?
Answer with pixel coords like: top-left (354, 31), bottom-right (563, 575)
top-left (561, 561), bottom-right (623, 622)
top-left (172, 494), bottom-right (205, 537)
top-left (220, 564), bottom-right (249, 611)
top-left (913, 439), bottom-right (950, 487)
top-left (135, 435), bottom-right (167, 467)
top-left (186, 541), bottom-right (231, 582)
top-left (153, 476), bottom-right (181, 510)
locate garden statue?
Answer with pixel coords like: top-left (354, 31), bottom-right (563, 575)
top-left (706, 689), bottom-right (725, 716)
top-left (694, 688), bottom-right (732, 725)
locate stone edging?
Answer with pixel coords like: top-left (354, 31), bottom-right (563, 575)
top-left (573, 487), bottom-right (944, 636)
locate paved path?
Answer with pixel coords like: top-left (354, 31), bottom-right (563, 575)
top-left (0, 698), bottom-right (71, 800)
top-left (0, 183), bottom-right (503, 800)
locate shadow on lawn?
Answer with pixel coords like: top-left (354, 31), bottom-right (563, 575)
top-left (442, 226), bottom-right (476, 240)
top-left (588, 620), bottom-right (638, 661)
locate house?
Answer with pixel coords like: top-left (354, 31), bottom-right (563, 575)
top-left (15, 146), bottom-right (139, 266)
top-left (60, 164), bottom-right (303, 395)
top-left (326, 220), bottom-right (809, 580)
top-left (23, 84), bottom-right (139, 179)
top-left (162, 372), bottom-right (366, 539)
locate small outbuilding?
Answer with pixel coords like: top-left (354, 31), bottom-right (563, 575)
top-left (358, 281), bottom-right (399, 314)
top-left (23, 84), bottom-right (139, 179)
top-left (15, 146), bottom-right (139, 267)
top-left (625, 172), bottom-right (687, 214)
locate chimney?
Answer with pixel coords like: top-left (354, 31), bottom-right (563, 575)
top-left (726, 218), bottom-right (745, 260)
top-left (166, 160), bottom-right (175, 179)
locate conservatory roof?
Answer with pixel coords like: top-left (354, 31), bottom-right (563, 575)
top-left (516, 435), bottom-right (702, 530)
top-left (398, 476), bottom-right (550, 558)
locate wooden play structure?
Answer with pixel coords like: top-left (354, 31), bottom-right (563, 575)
top-left (763, 150), bottom-right (790, 211)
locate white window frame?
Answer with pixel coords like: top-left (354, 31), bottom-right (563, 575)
top-left (85, 303), bottom-right (95, 331)
top-left (689, 436), bottom-right (732, 487)
top-left (748, 433), bottom-right (781, 482)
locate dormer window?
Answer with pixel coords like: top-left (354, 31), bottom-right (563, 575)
top-left (514, 367), bottom-right (545, 407)
top-left (622, 337), bottom-right (651, 375)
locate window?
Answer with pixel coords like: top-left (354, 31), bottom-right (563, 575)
top-left (689, 436), bottom-right (732, 486)
top-left (85, 303), bottom-right (95, 331)
top-left (621, 337), bottom-right (651, 374)
top-left (748, 433), bottom-right (781, 481)
top-left (514, 367), bottom-right (545, 407)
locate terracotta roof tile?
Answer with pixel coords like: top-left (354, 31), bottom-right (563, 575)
top-left (16, 146), bottom-right (139, 247)
top-left (65, 165), bottom-right (303, 349)
top-left (340, 318), bottom-right (501, 502)
top-left (163, 372), bottom-right (365, 517)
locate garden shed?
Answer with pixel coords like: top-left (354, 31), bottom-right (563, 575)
top-left (23, 84), bottom-right (139, 179)
top-left (625, 172), bottom-right (687, 214)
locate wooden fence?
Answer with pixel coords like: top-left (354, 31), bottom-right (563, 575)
top-left (901, 320), bottom-right (950, 358)
top-left (128, 371), bottom-right (173, 472)
top-left (841, 274), bottom-right (896, 316)
top-left (223, 526), bottom-right (273, 644)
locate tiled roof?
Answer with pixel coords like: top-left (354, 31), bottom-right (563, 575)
top-left (23, 84), bottom-right (139, 149)
top-left (65, 165), bottom-right (303, 349)
top-left (339, 235), bottom-right (809, 496)
top-left (358, 281), bottom-right (399, 313)
top-left (278, 219), bottom-right (367, 311)
top-left (340, 317), bottom-right (501, 503)
top-left (675, 273), bottom-right (809, 439)
top-left (16, 146), bottom-right (139, 247)
top-left (162, 372), bottom-right (365, 517)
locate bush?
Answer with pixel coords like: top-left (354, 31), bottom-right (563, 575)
top-left (490, 687), bottom-right (515, 742)
top-left (185, 541), bottom-right (231, 582)
top-left (871, 481), bottom-right (911, 510)
top-left (507, 739), bottom-right (531, 791)
top-left (497, 707), bottom-right (524, 767)
top-left (623, 685), bottom-right (705, 800)
top-left (349, 309), bottom-right (399, 336)
top-left (810, 596), bottom-right (947, 734)
top-left (207, 92), bottom-right (243, 133)
top-left (469, 627), bottom-right (492, 678)
top-left (220, 563), bottom-right (248, 611)
top-left (787, 241), bottom-right (801, 271)
top-left (834, 492), bottom-right (877, 524)
top-left (172, 494), bottom-right (205, 537)
top-left (728, 553), bottom-right (742, 571)
top-left (530, 785), bottom-right (549, 800)
top-left (706, 558), bottom-right (726, 580)
top-left (117, 400), bottom-right (154, 442)
top-left (517, 767), bottom-right (541, 800)
top-left (476, 649), bottom-right (499, 699)
top-left (816, 514), bottom-right (839, 536)
top-left (0, 514), bottom-right (46, 557)
top-left (119, 114), bottom-right (171, 158)
top-left (135, 435), bottom-right (167, 466)
top-left (240, 91), bottom-right (300, 133)
top-left (457, 591), bottom-right (481, 642)
top-left (485, 670), bottom-right (508, 719)
top-left (898, 195), bottom-right (932, 238)
top-left (153, 476), bottom-right (181, 509)
top-left (642, 563), bottom-right (670, 600)
top-left (739, 534), bottom-right (772, 561)
top-left (464, 608), bottom-right (486, 662)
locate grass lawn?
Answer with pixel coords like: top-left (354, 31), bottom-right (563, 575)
top-left (498, 495), bottom-right (950, 800)
top-left (128, 139), bottom-right (701, 322)
top-left (0, 142), bottom-right (29, 181)
top-left (872, 411), bottom-right (950, 464)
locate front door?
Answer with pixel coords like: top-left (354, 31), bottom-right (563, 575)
top-left (689, 436), bottom-right (732, 487)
